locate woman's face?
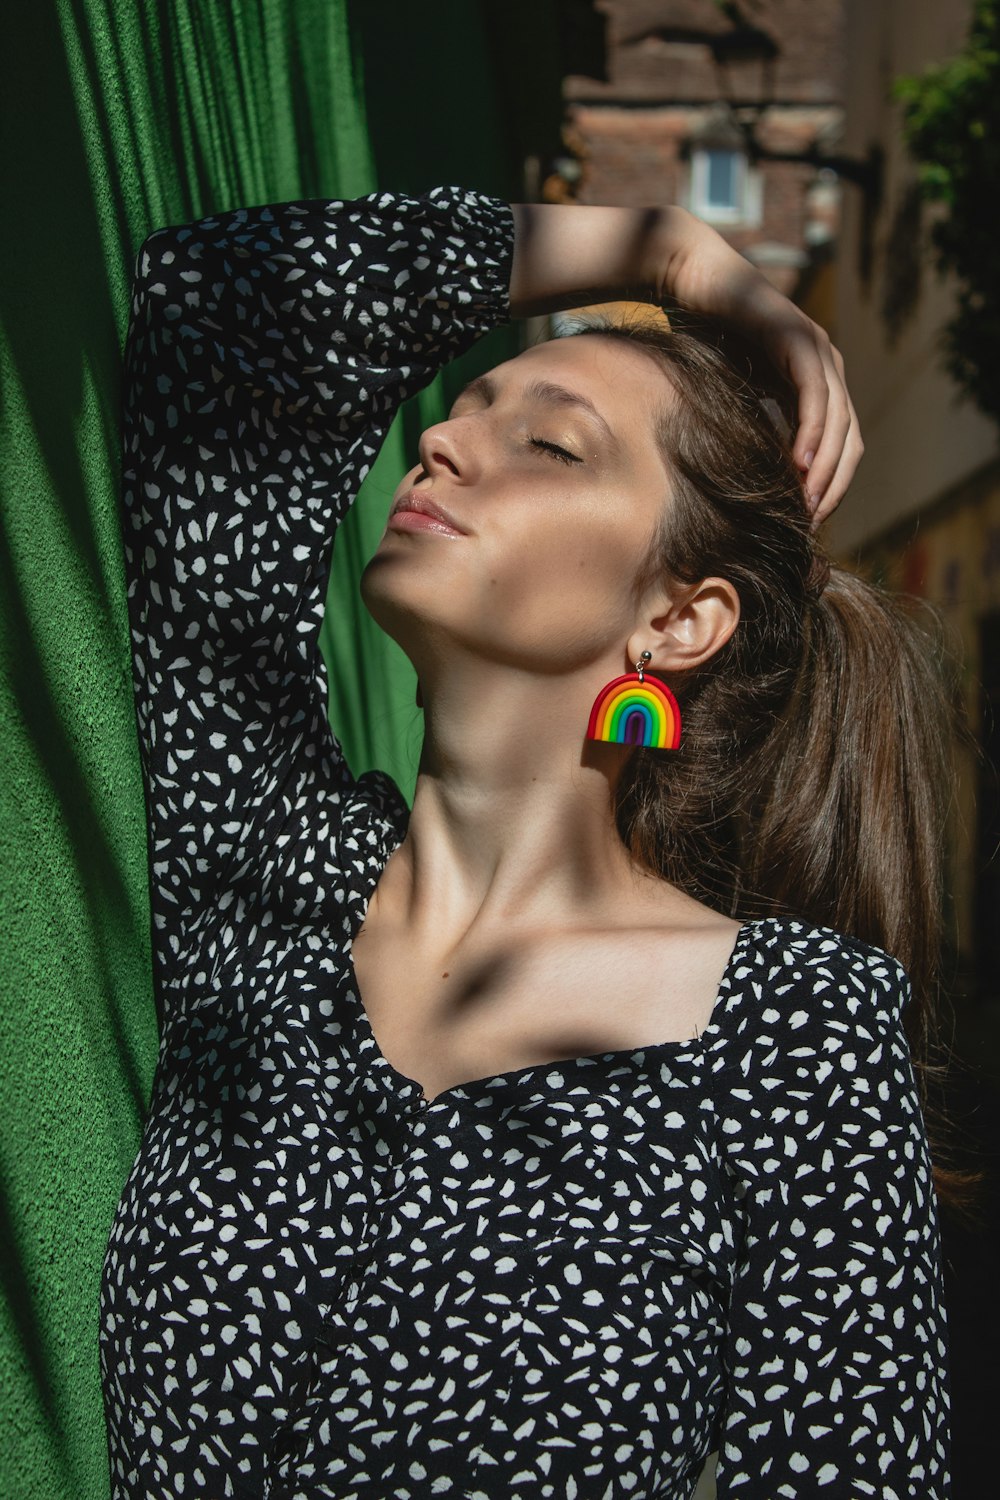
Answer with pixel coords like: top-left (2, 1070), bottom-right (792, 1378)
top-left (361, 334), bottom-right (676, 676)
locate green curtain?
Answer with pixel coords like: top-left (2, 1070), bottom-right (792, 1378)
top-left (0, 3), bottom-right (563, 1496)
top-left (0, 7), bottom-right (373, 1495)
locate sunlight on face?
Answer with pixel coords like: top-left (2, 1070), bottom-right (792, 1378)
top-left (361, 335), bottom-right (676, 677)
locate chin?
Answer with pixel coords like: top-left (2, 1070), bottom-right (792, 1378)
top-left (360, 555), bottom-right (438, 658)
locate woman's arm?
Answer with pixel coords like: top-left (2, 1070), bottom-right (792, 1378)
top-left (122, 189), bottom-right (515, 967)
top-left (508, 202), bottom-right (859, 524)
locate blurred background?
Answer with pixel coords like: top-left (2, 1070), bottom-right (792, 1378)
top-left (1, 2), bottom-right (997, 1496)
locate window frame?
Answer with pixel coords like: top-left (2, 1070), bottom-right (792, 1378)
top-left (688, 146), bottom-right (762, 227)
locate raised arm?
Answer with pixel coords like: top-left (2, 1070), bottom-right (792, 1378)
top-left (508, 202), bottom-right (859, 523)
top-left (122, 188), bottom-right (515, 969)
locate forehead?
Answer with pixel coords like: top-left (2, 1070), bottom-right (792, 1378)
top-left (485, 334), bottom-right (672, 440)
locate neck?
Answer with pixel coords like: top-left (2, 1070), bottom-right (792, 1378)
top-left (381, 650), bottom-right (662, 944)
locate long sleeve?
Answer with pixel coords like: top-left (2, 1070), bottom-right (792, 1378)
top-left (711, 926), bottom-right (950, 1497)
top-left (120, 187), bottom-right (514, 976)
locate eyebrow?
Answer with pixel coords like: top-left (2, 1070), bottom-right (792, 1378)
top-left (453, 372), bottom-right (622, 454)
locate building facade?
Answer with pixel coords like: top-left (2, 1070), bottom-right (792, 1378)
top-left (546, 0), bottom-right (847, 294)
top-left (830, 0), bottom-right (1000, 1003)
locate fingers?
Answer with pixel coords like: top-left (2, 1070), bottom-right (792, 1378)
top-left (659, 213), bottom-right (863, 521)
top-left (802, 357), bottom-right (850, 507)
top-left (651, 217), bottom-right (863, 517)
top-left (780, 324), bottom-right (862, 525)
top-left (810, 387), bottom-right (863, 527)
top-left (784, 331), bottom-right (829, 476)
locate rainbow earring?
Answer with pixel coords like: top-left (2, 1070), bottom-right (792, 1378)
top-left (586, 651), bottom-right (682, 749)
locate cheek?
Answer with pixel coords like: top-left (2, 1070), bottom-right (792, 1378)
top-left (472, 507), bottom-right (642, 653)
top-left (361, 484), bottom-right (652, 670)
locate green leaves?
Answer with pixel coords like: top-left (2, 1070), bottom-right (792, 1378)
top-left (894, 0), bottom-right (1000, 424)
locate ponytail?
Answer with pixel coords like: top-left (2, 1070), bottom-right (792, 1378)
top-left (744, 571), bottom-right (982, 1210)
top-left (744, 570), bottom-right (949, 1034)
top-left (569, 315), bottom-right (973, 1210)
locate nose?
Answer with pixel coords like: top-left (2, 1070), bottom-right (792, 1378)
top-left (416, 419), bottom-right (470, 482)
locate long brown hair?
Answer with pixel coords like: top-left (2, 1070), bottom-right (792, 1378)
top-left (566, 315), bottom-right (973, 1210)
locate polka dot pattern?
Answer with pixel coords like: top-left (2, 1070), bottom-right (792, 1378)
top-left (100, 188), bottom-right (951, 1499)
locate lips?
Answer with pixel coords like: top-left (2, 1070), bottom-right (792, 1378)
top-left (388, 489), bottom-right (466, 537)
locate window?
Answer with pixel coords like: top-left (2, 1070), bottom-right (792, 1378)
top-left (705, 150), bottom-right (741, 212)
top-left (689, 147), bottom-right (760, 225)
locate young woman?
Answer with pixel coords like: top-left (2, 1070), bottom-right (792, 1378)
top-left (100, 186), bottom-right (949, 1500)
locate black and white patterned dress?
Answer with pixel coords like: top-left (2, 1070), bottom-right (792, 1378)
top-left (100, 186), bottom-right (951, 1500)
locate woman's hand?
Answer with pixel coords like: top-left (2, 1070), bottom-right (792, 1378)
top-left (509, 202), bottom-right (861, 525)
top-left (654, 208), bottom-right (860, 524)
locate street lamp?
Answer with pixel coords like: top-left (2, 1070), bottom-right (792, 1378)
top-left (705, 7), bottom-right (883, 206)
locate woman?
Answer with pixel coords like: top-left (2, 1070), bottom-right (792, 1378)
top-left (101, 186), bottom-right (948, 1499)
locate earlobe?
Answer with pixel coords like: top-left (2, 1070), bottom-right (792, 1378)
top-left (630, 577), bottom-right (740, 675)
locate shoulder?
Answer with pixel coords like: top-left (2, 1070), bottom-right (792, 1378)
top-left (342, 768), bottom-right (410, 850)
top-left (710, 915), bottom-right (913, 1054)
top-left (710, 919), bottom-right (931, 1201)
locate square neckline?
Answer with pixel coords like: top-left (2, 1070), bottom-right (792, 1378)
top-left (346, 900), bottom-right (760, 1111)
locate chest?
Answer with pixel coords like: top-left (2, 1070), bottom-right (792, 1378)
top-left (349, 923), bottom-right (732, 1103)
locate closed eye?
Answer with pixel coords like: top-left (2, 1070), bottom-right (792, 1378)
top-left (528, 436), bottom-right (582, 465)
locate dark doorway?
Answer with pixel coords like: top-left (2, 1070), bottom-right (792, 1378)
top-left (943, 606), bottom-right (1000, 1499)
top-left (976, 609), bottom-right (1000, 995)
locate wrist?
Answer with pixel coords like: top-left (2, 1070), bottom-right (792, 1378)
top-left (643, 205), bottom-right (699, 303)
top-left (509, 202), bottom-right (703, 318)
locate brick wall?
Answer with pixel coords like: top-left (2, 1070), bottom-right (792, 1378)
top-left (567, 0), bottom-right (844, 105)
top-left (547, 0), bottom-right (846, 297)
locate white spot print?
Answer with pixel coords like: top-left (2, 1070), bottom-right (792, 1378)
top-left (99, 188), bottom-right (952, 1500)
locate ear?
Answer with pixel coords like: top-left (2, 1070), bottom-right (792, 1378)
top-left (628, 577), bottom-right (740, 675)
